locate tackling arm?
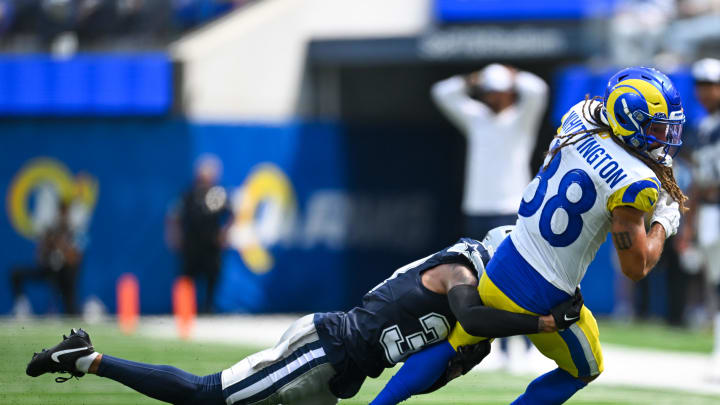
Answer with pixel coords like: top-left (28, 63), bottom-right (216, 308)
top-left (447, 285), bottom-right (555, 336)
top-left (429, 263), bottom-right (564, 336)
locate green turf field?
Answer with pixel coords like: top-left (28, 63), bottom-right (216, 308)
top-left (1, 319), bottom-right (718, 405)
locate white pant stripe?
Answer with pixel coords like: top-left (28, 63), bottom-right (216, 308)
top-left (226, 347), bottom-right (326, 404)
top-left (569, 324), bottom-right (599, 376)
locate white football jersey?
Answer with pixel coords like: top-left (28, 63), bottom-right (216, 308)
top-left (510, 100), bottom-right (659, 294)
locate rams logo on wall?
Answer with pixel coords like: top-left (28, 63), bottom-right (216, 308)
top-left (227, 163), bottom-right (297, 274)
top-left (7, 158), bottom-right (98, 239)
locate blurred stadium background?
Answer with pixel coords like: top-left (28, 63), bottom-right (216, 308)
top-left (1, 0), bottom-right (720, 403)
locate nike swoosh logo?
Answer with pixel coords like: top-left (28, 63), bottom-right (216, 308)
top-left (51, 347), bottom-right (89, 363)
top-left (564, 315), bottom-right (579, 322)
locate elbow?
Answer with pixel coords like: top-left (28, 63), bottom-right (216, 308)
top-left (624, 271), bottom-right (645, 282)
top-left (621, 263), bottom-right (648, 282)
top-left (459, 322), bottom-right (478, 336)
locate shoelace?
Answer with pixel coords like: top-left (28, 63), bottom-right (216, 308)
top-left (55, 375), bottom-right (76, 383)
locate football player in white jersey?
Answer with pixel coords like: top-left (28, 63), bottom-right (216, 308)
top-left (370, 66), bottom-right (686, 405)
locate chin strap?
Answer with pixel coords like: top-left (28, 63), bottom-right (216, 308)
top-left (649, 147), bottom-right (673, 167)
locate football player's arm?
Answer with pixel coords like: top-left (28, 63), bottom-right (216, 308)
top-left (609, 180), bottom-right (679, 281)
top-left (447, 285), bottom-right (559, 336)
top-left (611, 206), bottom-right (667, 281)
top-left (437, 266), bottom-right (557, 335)
top-left (430, 75), bottom-right (489, 132)
top-left (514, 70), bottom-right (549, 122)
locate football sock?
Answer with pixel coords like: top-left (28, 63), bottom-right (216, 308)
top-left (96, 354), bottom-right (224, 405)
top-left (75, 352), bottom-right (99, 373)
top-left (370, 341), bottom-right (456, 405)
top-left (510, 367), bottom-right (587, 405)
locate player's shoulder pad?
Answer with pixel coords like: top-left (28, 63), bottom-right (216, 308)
top-left (606, 177), bottom-right (660, 213)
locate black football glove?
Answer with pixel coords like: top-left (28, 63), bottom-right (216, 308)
top-left (550, 287), bottom-right (583, 331)
top-left (419, 340), bottom-right (491, 394)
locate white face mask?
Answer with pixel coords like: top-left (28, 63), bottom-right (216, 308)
top-left (649, 147), bottom-right (673, 167)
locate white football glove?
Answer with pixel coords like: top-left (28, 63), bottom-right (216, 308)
top-left (651, 190), bottom-right (681, 239)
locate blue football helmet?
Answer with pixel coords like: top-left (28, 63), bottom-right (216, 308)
top-left (603, 67), bottom-right (685, 166)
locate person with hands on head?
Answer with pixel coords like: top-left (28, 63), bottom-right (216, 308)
top-left (431, 64), bottom-right (548, 239)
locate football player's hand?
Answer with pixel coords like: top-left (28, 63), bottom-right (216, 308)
top-left (651, 190), bottom-right (681, 239)
top-left (451, 341), bottom-right (492, 376)
top-left (550, 288), bottom-right (583, 331)
top-left (419, 341), bottom-right (491, 394)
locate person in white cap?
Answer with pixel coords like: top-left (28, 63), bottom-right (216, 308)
top-left (687, 57), bottom-right (720, 378)
top-left (431, 64), bottom-right (548, 239)
top-left (431, 64), bottom-right (548, 372)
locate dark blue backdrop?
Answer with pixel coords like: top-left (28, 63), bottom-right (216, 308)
top-left (0, 120), bottom-right (468, 314)
top-left (0, 119), bottom-right (190, 314)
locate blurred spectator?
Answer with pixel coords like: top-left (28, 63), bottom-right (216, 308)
top-left (609, 0), bottom-right (676, 66)
top-left (431, 64), bottom-right (548, 238)
top-left (663, 0), bottom-right (720, 63)
top-left (2, 0), bottom-right (245, 51)
top-left (172, 0), bottom-right (234, 30)
top-left (166, 154), bottom-right (231, 313)
top-left (37, 0), bottom-right (78, 52)
top-left (0, 0), bottom-right (15, 35)
top-left (683, 58), bottom-right (720, 374)
top-left (431, 64), bottom-right (548, 373)
top-left (9, 200), bottom-right (82, 316)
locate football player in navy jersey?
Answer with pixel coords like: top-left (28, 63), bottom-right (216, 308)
top-left (25, 227), bottom-right (582, 405)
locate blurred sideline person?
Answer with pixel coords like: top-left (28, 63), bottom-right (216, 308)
top-left (431, 64), bottom-right (548, 238)
top-left (26, 229), bottom-right (584, 405)
top-left (431, 64), bottom-right (548, 370)
top-left (371, 67), bottom-right (686, 405)
top-left (9, 200), bottom-right (82, 315)
top-left (685, 58), bottom-right (720, 375)
top-left (166, 154), bottom-right (231, 313)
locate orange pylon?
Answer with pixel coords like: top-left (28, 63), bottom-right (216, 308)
top-left (172, 276), bottom-right (196, 340)
top-left (117, 273), bottom-right (139, 335)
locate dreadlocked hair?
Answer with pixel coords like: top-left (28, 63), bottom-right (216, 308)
top-left (545, 96), bottom-right (688, 213)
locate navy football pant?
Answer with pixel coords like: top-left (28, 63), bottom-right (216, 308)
top-left (97, 355), bottom-right (224, 405)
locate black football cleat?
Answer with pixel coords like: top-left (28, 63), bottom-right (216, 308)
top-left (26, 328), bottom-right (94, 383)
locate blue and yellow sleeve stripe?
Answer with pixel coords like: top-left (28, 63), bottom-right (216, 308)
top-left (556, 111), bottom-right (570, 134)
top-left (607, 177), bottom-right (660, 213)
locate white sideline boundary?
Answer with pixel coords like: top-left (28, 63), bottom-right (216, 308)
top-left (135, 315), bottom-right (720, 397)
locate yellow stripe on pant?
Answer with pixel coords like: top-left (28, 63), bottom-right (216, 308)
top-left (447, 273), bottom-right (604, 378)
